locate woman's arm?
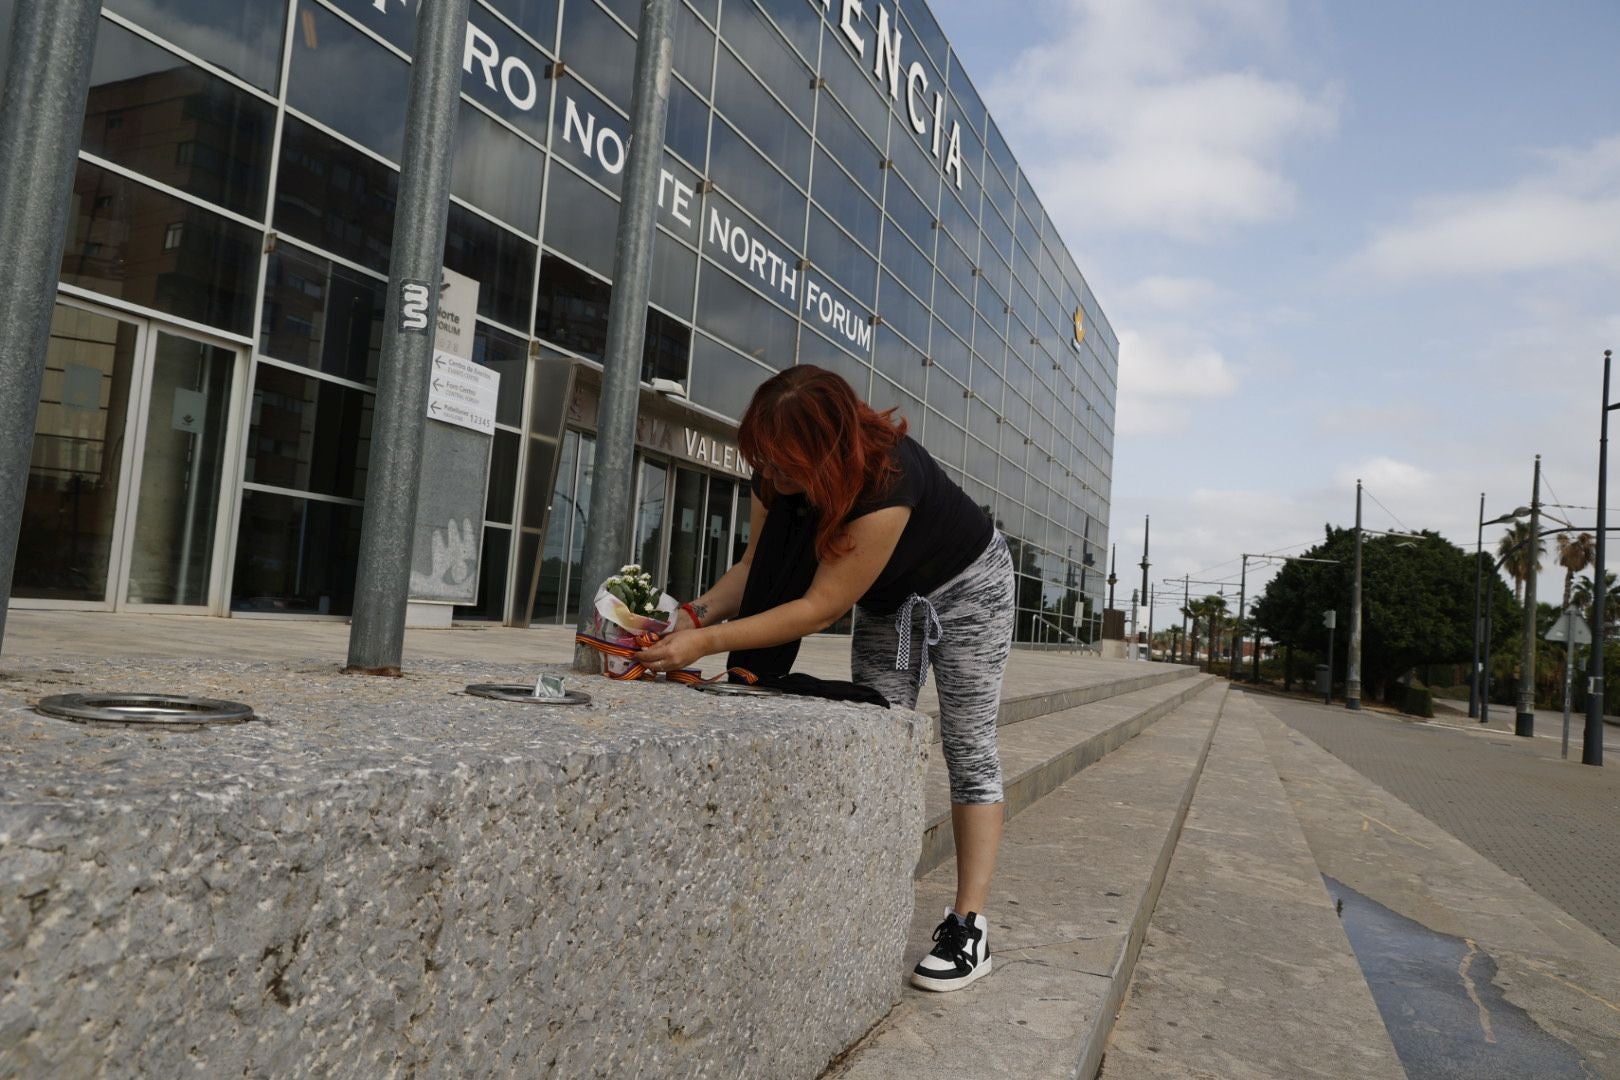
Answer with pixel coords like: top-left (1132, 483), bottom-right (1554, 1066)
top-left (671, 497), bottom-right (766, 630)
top-left (639, 505), bottom-right (910, 670)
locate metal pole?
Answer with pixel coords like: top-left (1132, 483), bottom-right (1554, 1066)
top-left (1482, 572), bottom-right (1495, 726)
top-left (1147, 584), bottom-right (1155, 660)
top-left (572, 0), bottom-right (675, 671)
top-left (1562, 620), bottom-right (1575, 760)
top-left (1108, 544), bottom-right (1117, 610)
top-left (1139, 514), bottom-right (1150, 631)
top-left (1347, 480), bottom-right (1363, 709)
top-left (1470, 492), bottom-right (1486, 719)
top-left (1586, 350), bottom-right (1612, 766)
top-left (1517, 455), bottom-right (1541, 737)
top-left (1233, 555), bottom-right (1247, 682)
top-left (1181, 576), bottom-right (1190, 665)
top-left (346, 0), bottom-right (472, 674)
top-left (0, 0), bottom-right (102, 655)
top-left (1325, 622), bottom-right (1335, 705)
top-left (1129, 589), bottom-right (1139, 660)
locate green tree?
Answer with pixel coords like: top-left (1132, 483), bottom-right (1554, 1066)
top-left (1498, 520), bottom-right (1545, 607)
top-left (1253, 526), bottom-right (1516, 701)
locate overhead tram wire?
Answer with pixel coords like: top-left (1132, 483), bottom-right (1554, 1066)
top-left (1361, 486), bottom-right (1414, 536)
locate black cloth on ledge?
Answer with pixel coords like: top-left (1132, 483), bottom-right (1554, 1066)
top-left (723, 488), bottom-right (887, 707)
top-left (732, 671), bottom-right (890, 708)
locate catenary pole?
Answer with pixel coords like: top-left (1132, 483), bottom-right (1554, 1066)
top-left (1586, 350), bottom-right (1612, 766)
top-left (347, 0), bottom-right (472, 674)
top-left (1233, 555), bottom-right (1247, 682)
top-left (1516, 455), bottom-right (1542, 737)
top-left (1470, 492), bottom-right (1486, 719)
top-left (1347, 479), bottom-right (1363, 710)
top-left (1181, 576), bottom-right (1190, 664)
top-left (573, 0), bottom-right (675, 671)
top-left (1147, 584), bottom-right (1155, 659)
top-left (0, 0), bottom-right (102, 655)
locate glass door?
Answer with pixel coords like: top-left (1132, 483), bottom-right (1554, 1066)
top-left (13, 304), bottom-right (143, 606)
top-left (699, 475), bottom-right (736, 594)
top-left (632, 457), bottom-right (669, 580)
top-left (122, 331), bottom-right (238, 609)
top-left (665, 467), bottom-right (707, 603)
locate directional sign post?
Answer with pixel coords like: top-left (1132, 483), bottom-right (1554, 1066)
top-left (1546, 608), bottom-right (1593, 759)
top-left (406, 269), bottom-right (495, 623)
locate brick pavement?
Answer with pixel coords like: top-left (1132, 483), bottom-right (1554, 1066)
top-left (1258, 690), bottom-right (1620, 948)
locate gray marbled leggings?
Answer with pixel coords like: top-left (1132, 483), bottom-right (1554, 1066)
top-left (852, 533), bottom-right (1014, 804)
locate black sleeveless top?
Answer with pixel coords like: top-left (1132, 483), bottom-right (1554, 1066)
top-left (727, 437), bottom-right (992, 677)
top-left (845, 436), bottom-right (994, 613)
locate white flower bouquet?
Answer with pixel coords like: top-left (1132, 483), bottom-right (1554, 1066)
top-left (592, 564), bottom-right (678, 675)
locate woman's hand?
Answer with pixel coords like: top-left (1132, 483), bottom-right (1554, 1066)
top-left (637, 628), bottom-right (714, 673)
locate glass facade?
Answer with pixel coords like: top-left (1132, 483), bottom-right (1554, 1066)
top-left (5, 0), bottom-right (1116, 643)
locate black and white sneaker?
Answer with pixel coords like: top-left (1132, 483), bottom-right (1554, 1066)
top-left (910, 909), bottom-right (991, 992)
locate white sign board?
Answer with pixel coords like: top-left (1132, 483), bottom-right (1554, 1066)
top-left (1545, 608), bottom-right (1593, 645)
top-left (427, 350), bottom-right (499, 435)
top-left (171, 388), bottom-right (206, 435)
top-left (435, 267), bottom-right (480, 360)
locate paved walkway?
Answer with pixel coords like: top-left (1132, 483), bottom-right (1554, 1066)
top-left (1261, 694), bottom-right (1620, 948)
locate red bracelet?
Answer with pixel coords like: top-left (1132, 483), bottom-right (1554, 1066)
top-left (680, 602), bottom-right (703, 628)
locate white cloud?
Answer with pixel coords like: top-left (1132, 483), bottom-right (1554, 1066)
top-left (1117, 275), bottom-right (1224, 313)
top-left (985, 0), bottom-right (1336, 241)
top-left (1335, 457), bottom-right (1435, 497)
top-left (1352, 136), bottom-right (1620, 281)
top-left (1114, 328), bottom-right (1237, 435)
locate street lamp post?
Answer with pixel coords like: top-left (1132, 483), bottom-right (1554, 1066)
top-left (1586, 351), bottom-right (1614, 766)
top-left (1139, 516), bottom-right (1151, 657)
top-left (1517, 455), bottom-right (1543, 738)
top-left (1473, 499), bottom-right (1531, 720)
top-left (1108, 544), bottom-right (1117, 610)
top-left (1471, 492), bottom-right (1485, 719)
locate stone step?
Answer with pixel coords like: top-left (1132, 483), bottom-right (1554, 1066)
top-left (985, 663), bottom-right (1201, 731)
top-left (1099, 693), bottom-right (1405, 1079)
top-left (918, 673), bottom-right (1218, 877)
top-left (827, 683), bottom-right (1227, 1080)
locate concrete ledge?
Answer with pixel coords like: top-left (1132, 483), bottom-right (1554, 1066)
top-left (0, 657), bottom-right (928, 1079)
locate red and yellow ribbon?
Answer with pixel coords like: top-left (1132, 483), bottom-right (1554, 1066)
top-left (573, 630), bottom-right (760, 686)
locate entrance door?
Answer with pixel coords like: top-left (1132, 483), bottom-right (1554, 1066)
top-left (665, 466), bottom-right (707, 603)
top-left (699, 475), bottom-right (736, 593)
top-left (121, 330), bottom-right (237, 608)
top-left (11, 301), bottom-right (241, 612)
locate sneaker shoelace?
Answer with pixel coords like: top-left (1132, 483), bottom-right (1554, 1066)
top-left (929, 918), bottom-right (973, 965)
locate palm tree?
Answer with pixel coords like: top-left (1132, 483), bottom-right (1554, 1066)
top-left (1188, 595), bottom-right (1228, 673)
top-left (1498, 520), bottom-right (1545, 607)
top-left (1556, 532), bottom-right (1596, 619)
top-left (1181, 604), bottom-right (1199, 664)
top-left (1571, 570), bottom-right (1619, 633)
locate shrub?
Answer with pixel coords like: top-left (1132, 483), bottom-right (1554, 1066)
top-left (1392, 685), bottom-right (1434, 718)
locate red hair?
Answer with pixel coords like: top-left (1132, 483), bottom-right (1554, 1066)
top-left (739, 365), bottom-right (908, 562)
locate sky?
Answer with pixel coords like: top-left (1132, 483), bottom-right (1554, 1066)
top-left (927, 0), bottom-right (1620, 625)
